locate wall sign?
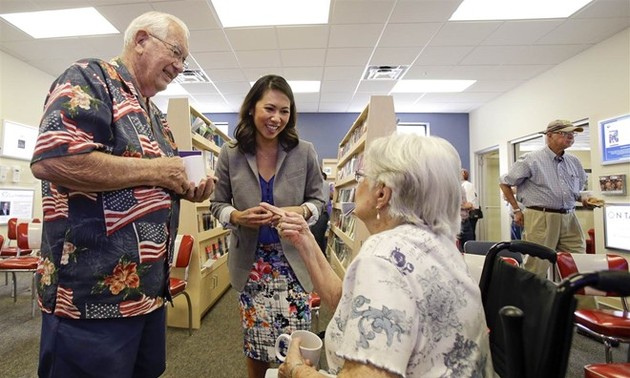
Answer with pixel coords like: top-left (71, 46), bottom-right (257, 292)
top-left (599, 114), bottom-right (630, 165)
top-left (1, 119), bottom-right (38, 161)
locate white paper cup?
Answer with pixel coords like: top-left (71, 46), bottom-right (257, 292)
top-left (579, 190), bottom-right (593, 199)
top-left (274, 330), bottom-right (322, 367)
top-left (28, 222), bottom-right (42, 249)
top-left (179, 151), bottom-right (206, 186)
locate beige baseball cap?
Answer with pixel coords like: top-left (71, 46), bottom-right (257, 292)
top-left (542, 119), bottom-right (584, 134)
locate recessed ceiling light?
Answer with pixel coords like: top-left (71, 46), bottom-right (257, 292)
top-left (249, 80), bottom-right (321, 93)
top-left (210, 0), bottom-right (330, 28)
top-left (289, 81), bottom-right (320, 93)
top-left (391, 80), bottom-right (476, 93)
top-left (450, 0), bottom-right (593, 21)
top-left (0, 7), bottom-right (118, 39)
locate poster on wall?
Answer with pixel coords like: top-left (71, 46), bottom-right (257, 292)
top-left (0, 188), bottom-right (35, 225)
top-left (604, 203), bottom-right (630, 253)
top-left (599, 114), bottom-right (630, 165)
top-left (1, 119), bottom-right (38, 161)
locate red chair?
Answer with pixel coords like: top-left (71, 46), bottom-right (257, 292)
top-left (1, 217), bottom-right (41, 257)
top-left (586, 228), bottom-right (596, 255)
top-left (584, 363), bottom-right (630, 377)
top-left (0, 221), bottom-right (42, 317)
top-left (169, 234), bottom-right (194, 335)
top-left (556, 252), bottom-right (630, 363)
top-left (463, 253), bottom-right (519, 283)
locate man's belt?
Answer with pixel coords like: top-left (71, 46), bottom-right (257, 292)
top-left (526, 206), bottom-right (572, 214)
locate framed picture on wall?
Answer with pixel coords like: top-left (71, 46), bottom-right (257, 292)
top-left (0, 188), bottom-right (35, 225)
top-left (599, 174), bottom-right (626, 196)
top-left (0, 119), bottom-right (38, 161)
top-left (599, 114), bottom-right (630, 165)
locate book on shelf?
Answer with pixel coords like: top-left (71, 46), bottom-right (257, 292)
top-left (338, 202), bottom-right (355, 216)
top-left (190, 115), bottom-right (206, 134)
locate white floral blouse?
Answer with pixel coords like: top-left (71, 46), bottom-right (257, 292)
top-left (324, 224), bottom-right (494, 377)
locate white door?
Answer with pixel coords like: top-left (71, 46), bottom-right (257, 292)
top-left (476, 148), bottom-right (502, 241)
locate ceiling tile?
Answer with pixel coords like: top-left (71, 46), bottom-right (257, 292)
top-left (0, 0), bottom-right (628, 113)
top-left (378, 23), bottom-right (442, 47)
top-left (280, 49), bottom-right (326, 67)
top-left (330, 1), bottom-right (395, 24)
top-left (369, 47), bottom-right (420, 66)
top-left (328, 24), bottom-right (383, 48)
top-left (224, 27), bottom-right (277, 51)
top-left (430, 21), bottom-right (502, 46)
top-left (276, 25), bottom-right (329, 49)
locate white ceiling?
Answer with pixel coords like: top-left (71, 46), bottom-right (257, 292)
top-left (1, 0), bottom-right (629, 114)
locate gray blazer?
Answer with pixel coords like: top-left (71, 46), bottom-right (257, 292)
top-left (209, 140), bottom-right (326, 292)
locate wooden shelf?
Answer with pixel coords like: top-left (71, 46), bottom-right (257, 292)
top-left (166, 97), bottom-right (232, 330)
top-left (337, 134), bottom-right (366, 168)
top-left (328, 96), bottom-right (396, 279)
top-left (329, 249), bottom-right (346, 278)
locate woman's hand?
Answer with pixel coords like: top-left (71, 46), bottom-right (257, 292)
top-left (278, 337), bottom-right (316, 378)
top-left (260, 203), bottom-right (312, 248)
top-left (230, 205), bottom-right (274, 229)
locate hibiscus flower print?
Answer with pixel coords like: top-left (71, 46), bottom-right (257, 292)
top-left (93, 256), bottom-right (146, 298)
top-left (62, 85), bottom-right (100, 116)
top-left (122, 146), bottom-right (143, 158)
top-left (60, 241), bottom-right (78, 265)
top-left (103, 260), bottom-right (140, 295)
top-left (249, 258), bottom-right (272, 282)
top-left (38, 257), bottom-right (56, 287)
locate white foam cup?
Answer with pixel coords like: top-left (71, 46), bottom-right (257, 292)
top-left (274, 330), bottom-right (322, 367)
top-left (179, 151), bottom-right (206, 186)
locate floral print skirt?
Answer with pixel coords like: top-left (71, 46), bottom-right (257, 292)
top-left (239, 242), bottom-right (311, 362)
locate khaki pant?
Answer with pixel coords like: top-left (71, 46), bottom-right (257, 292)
top-left (522, 208), bottom-right (585, 277)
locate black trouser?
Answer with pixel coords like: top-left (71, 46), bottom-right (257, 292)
top-left (458, 218), bottom-right (474, 252)
top-left (469, 217), bottom-right (478, 240)
top-left (309, 210), bottom-right (329, 256)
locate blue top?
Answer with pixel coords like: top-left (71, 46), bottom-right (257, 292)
top-left (500, 146), bottom-right (586, 210)
top-left (258, 175), bottom-right (280, 245)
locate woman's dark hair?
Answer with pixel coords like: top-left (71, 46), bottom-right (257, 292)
top-left (232, 74), bottom-right (299, 154)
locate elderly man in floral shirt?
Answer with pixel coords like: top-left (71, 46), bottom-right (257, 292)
top-left (31, 11), bottom-right (214, 377)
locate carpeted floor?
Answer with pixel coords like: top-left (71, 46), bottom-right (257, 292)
top-left (0, 272), bottom-right (627, 377)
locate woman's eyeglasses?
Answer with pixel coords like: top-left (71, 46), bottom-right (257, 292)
top-left (149, 33), bottom-right (189, 70)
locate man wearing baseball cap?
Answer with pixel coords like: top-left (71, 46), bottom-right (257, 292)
top-left (499, 119), bottom-right (593, 277)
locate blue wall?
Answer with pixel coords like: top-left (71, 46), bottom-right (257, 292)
top-left (205, 112), bottom-right (470, 169)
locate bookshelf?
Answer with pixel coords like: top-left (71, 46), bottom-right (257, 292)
top-left (166, 98), bottom-right (231, 329)
top-left (327, 96), bottom-right (397, 278)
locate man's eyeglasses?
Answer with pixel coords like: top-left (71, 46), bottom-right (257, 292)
top-left (555, 131), bottom-right (577, 137)
top-left (149, 33), bottom-right (188, 69)
top-left (354, 170), bottom-right (367, 183)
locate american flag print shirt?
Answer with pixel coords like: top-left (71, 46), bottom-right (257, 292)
top-left (32, 58), bottom-right (180, 319)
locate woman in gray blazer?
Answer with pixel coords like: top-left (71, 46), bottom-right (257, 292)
top-left (209, 75), bottom-right (325, 378)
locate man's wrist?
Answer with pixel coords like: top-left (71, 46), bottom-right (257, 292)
top-left (513, 208), bottom-right (522, 213)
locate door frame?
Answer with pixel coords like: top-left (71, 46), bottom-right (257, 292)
top-left (475, 145), bottom-right (501, 241)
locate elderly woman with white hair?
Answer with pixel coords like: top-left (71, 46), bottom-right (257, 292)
top-left (263, 133), bottom-right (493, 378)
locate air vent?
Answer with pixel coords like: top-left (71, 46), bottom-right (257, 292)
top-left (173, 69), bottom-right (211, 84)
top-left (363, 65), bottom-right (408, 80)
